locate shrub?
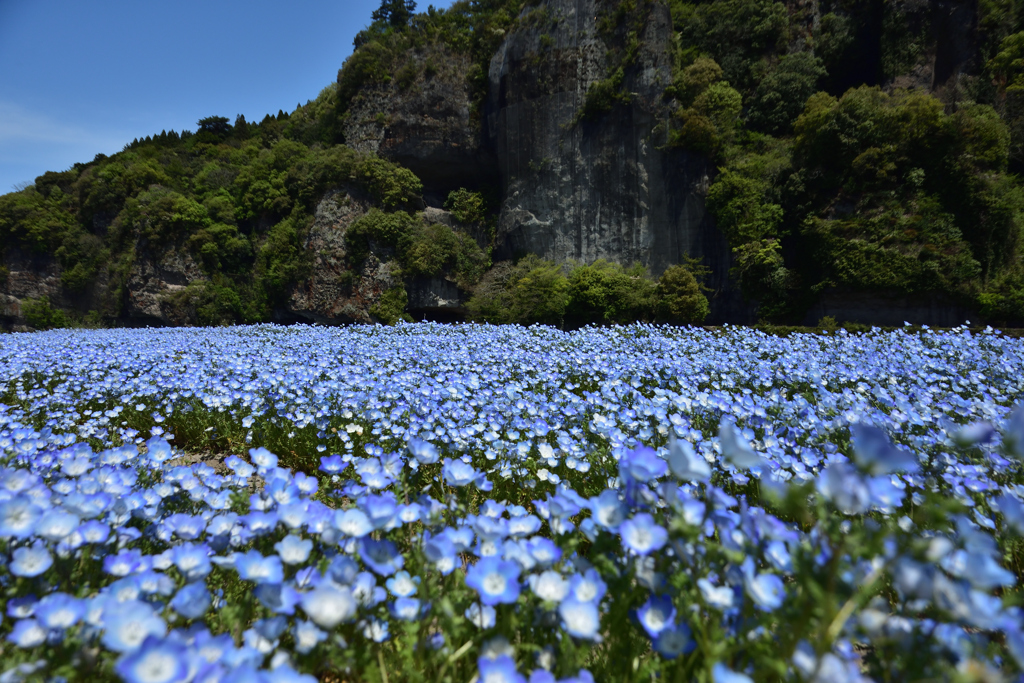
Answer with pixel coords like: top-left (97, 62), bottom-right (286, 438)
top-left (444, 188), bottom-right (487, 224)
top-left (654, 264), bottom-right (710, 324)
top-left (370, 284), bottom-right (412, 324)
top-left (565, 260), bottom-right (657, 327)
top-left (345, 209), bottom-right (418, 268)
top-left (467, 255), bottom-right (569, 326)
top-left (401, 222), bottom-right (489, 288)
top-left (22, 296), bottom-right (70, 330)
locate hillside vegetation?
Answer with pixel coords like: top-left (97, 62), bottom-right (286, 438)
top-left (6, 0), bottom-right (1024, 326)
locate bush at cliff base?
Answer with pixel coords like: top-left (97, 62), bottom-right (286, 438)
top-left (1, 322), bottom-right (1024, 682)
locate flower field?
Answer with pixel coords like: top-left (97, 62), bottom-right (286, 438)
top-left (1, 322), bottom-right (1023, 683)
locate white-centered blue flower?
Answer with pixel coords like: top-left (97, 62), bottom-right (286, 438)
top-left (274, 535), bottom-right (313, 565)
top-left (6, 619), bottom-right (47, 648)
top-left (719, 418), bottom-right (764, 469)
top-left (300, 584), bottom-right (357, 629)
top-left (666, 435), bottom-right (711, 482)
top-left (0, 496), bottom-right (41, 539)
top-left (619, 514), bottom-right (668, 556)
top-left (466, 556), bottom-right (521, 605)
top-left (101, 600), bottom-right (167, 653)
top-left (636, 595), bottom-right (676, 639)
top-left (10, 543), bottom-right (52, 577)
top-left (114, 635), bottom-right (189, 683)
top-left (558, 596), bottom-right (602, 641)
top-left (712, 663), bottom-right (754, 683)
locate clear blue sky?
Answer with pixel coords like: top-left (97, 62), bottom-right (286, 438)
top-left (0, 0), bottom-right (457, 193)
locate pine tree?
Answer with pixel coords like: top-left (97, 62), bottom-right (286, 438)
top-left (371, 0), bottom-right (416, 28)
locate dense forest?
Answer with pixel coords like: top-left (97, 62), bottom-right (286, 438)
top-left (5, 0), bottom-right (1024, 328)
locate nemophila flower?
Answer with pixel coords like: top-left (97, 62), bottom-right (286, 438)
top-left (849, 423), bottom-right (919, 474)
top-left (589, 489), bottom-right (626, 529)
top-left (408, 438), bottom-right (439, 465)
top-left (994, 493), bottom-right (1024, 534)
top-left (170, 582), bottom-right (211, 619)
top-left (34, 508), bottom-right (79, 542)
top-left (115, 635), bottom-right (189, 683)
top-left (0, 496), bottom-right (41, 539)
top-left (319, 454), bottom-right (347, 475)
top-left (719, 418), bottom-right (763, 469)
top-left (224, 455), bottom-right (255, 478)
top-left (529, 570), bottom-right (570, 603)
top-left (712, 663), bottom-right (753, 683)
top-left (7, 619), bottom-right (47, 648)
top-left (943, 549), bottom-right (1015, 590)
top-left (698, 577), bottom-right (735, 610)
top-left (621, 446), bottom-right (667, 482)
top-left (363, 493), bottom-right (398, 530)
top-left (234, 550), bottom-right (284, 584)
top-left (362, 617), bottom-right (390, 643)
top-left (507, 514), bottom-right (542, 538)
top-left (567, 569), bottom-right (607, 604)
top-left (274, 535), bottom-right (313, 565)
top-left (466, 556), bottom-right (522, 605)
top-left (249, 447), bottom-right (278, 470)
top-left (300, 584), bottom-right (357, 628)
top-left (385, 571), bottom-right (419, 597)
top-left (292, 620), bottom-right (327, 654)
top-left (10, 542), bottom-right (52, 577)
top-left (466, 602), bottom-right (497, 628)
top-left (443, 458), bottom-right (483, 487)
top-left (77, 519), bottom-right (111, 544)
top-left (478, 655), bottom-right (527, 683)
top-left (105, 549), bottom-right (152, 577)
top-left (526, 537), bottom-right (562, 567)
top-left (7, 596), bottom-right (37, 619)
top-left (33, 592), bottom-right (85, 629)
top-left (636, 595), bottom-right (676, 639)
top-left (666, 435), bottom-right (711, 482)
top-left (817, 464), bottom-right (871, 515)
top-left (741, 558), bottom-right (785, 611)
top-left (619, 514), bottom-right (668, 556)
top-left (558, 597), bottom-right (602, 641)
top-left (653, 623), bottom-right (694, 659)
top-left (170, 543), bottom-right (212, 581)
top-left (255, 583), bottom-right (303, 615)
top-left (335, 508), bottom-right (374, 538)
top-left (101, 600), bottom-right (167, 652)
top-left (390, 597), bottom-right (423, 621)
top-left (359, 537), bottom-right (404, 576)
top-left (1003, 403), bottom-right (1024, 461)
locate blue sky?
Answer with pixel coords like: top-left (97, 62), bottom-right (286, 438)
top-left (0, 0), bottom-right (457, 193)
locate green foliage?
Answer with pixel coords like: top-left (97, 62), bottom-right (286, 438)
top-left (256, 212), bottom-right (312, 307)
top-left (654, 264), bottom-right (710, 324)
top-left (668, 59), bottom-right (743, 157)
top-left (746, 53), bottom-right (826, 135)
top-left (578, 68), bottom-right (630, 121)
top-left (467, 255), bottom-right (569, 326)
top-left (444, 188), bottom-right (486, 224)
top-left (21, 297), bottom-right (70, 330)
top-left (401, 222), bottom-right (489, 288)
top-left (370, 284), bottom-right (412, 324)
top-left (356, 155), bottom-right (423, 208)
top-left (564, 260), bottom-right (657, 327)
top-left (372, 0), bottom-right (417, 28)
top-left (346, 208), bottom-right (418, 268)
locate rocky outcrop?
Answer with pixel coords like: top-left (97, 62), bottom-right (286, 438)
top-left (485, 0), bottom-right (748, 321)
top-left (342, 45), bottom-right (498, 193)
top-left (288, 189), bottom-right (400, 324)
top-left (125, 247), bottom-right (207, 325)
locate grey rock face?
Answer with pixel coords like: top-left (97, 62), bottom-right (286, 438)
top-left (288, 189), bottom-right (399, 324)
top-left (485, 0), bottom-right (750, 322)
top-left (125, 247), bottom-right (207, 325)
top-left (343, 46), bottom-right (497, 191)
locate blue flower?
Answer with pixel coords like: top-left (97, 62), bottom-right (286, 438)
top-left (0, 496), bottom-right (41, 539)
top-left (319, 454), bottom-right (347, 474)
top-left (849, 423), bottom-right (919, 474)
top-left (101, 600), bottom-right (167, 652)
top-left (170, 543), bottom-right (212, 581)
top-left (6, 618), bottom-right (47, 648)
top-left (300, 585), bottom-right (357, 629)
top-left (666, 435), bottom-right (711, 482)
top-left (620, 446), bottom-right (667, 482)
top-left (104, 549), bottom-right (151, 577)
top-left (567, 569), bottom-right (607, 604)
top-left (234, 550), bottom-right (284, 584)
top-left (10, 542), bottom-right (52, 577)
top-left (334, 508), bottom-right (374, 538)
top-left (653, 623), bottom-right (694, 659)
top-left (619, 514), bottom-right (668, 556)
top-left (33, 592), bottom-right (85, 629)
top-left (466, 556), bottom-right (522, 605)
top-left (588, 490), bottom-right (626, 529)
top-left (385, 570), bottom-right (420, 597)
top-left (719, 418), bottom-right (764, 469)
top-left (477, 655), bottom-right (527, 683)
top-left (443, 458), bottom-right (485, 488)
top-left (408, 438), bottom-right (440, 465)
top-left (249, 447), bottom-right (279, 470)
top-left (636, 595), bottom-right (676, 639)
top-left (274, 535), bottom-right (313, 565)
top-left (359, 537), bottom-right (404, 576)
top-left (292, 620), bottom-right (328, 654)
top-left (254, 583), bottom-right (303, 615)
top-left (465, 602), bottom-right (497, 628)
top-left (115, 636), bottom-right (189, 683)
top-left (34, 509), bottom-right (79, 542)
top-left (170, 582), bottom-right (211, 619)
top-left (390, 597), bottom-right (424, 621)
top-left (711, 663), bottom-right (753, 683)
top-left (697, 577), bottom-right (735, 610)
top-left (558, 597), bottom-right (602, 641)
top-left (740, 558), bottom-right (785, 611)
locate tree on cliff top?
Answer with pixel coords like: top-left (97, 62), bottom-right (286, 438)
top-left (372, 0), bottom-right (417, 28)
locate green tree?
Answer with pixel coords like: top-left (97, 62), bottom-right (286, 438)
top-left (655, 264), bottom-right (710, 324)
top-left (747, 52), bottom-right (826, 135)
top-left (372, 0), bottom-right (417, 28)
